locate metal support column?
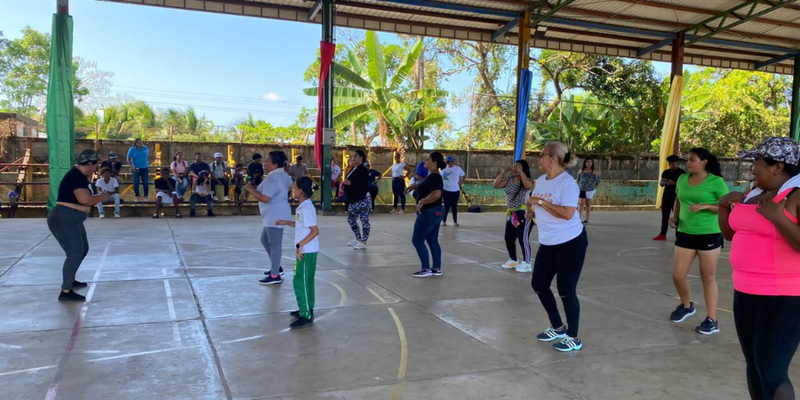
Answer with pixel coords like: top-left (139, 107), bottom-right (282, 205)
top-left (791, 55), bottom-right (800, 141)
top-left (321, 0), bottom-right (335, 212)
top-left (58, 0), bottom-right (68, 14)
top-left (513, 10), bottom-right (531, 156)
top-left (670, 32), bottom-right (684, 154)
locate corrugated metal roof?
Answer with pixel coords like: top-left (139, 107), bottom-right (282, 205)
top-left (95, 0), bottom-right (800, 74)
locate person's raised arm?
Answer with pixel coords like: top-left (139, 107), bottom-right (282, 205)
top-left (718, 192), bottom-right (744, 241)
top-left (518, 172), bottom-right (533, 190)
top-left (493, 167), bottom-right (511, 189)
top-left (759, 192), bottom-right (800, 252)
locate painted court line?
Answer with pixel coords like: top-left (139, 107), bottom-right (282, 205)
top-left (387, 307), bottom-right (408, 400)
top-left (44, 243), bottom-right (109, 400)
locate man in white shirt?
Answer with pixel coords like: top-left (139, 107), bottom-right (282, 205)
top-left (441, 156), bottom-right (466, 226)
top-left (94, 167), bottom-right (121, 218)
top-left (209, 152), bottom-right (230, 201)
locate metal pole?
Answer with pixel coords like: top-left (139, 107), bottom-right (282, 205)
top-left (514, 10), bottom-right (531, 157)
top-left (670, 32), bottom-right (684, 155)
top-left (791, 54), bottom-right (800, 141)
top-left (321, 0), bottom-right (335, 212)
top-left (57, 0), bottom-right (68, 14)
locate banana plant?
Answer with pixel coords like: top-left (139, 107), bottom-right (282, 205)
top-left (304, 31), bottom-right (447, 150)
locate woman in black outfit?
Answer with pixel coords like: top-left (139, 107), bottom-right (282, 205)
top-left (47, 150), bottom-right (111, 301)
top-left (409, 152), bottom-right (446, 278)
top-left (342, 149), bottom-right (371, 250)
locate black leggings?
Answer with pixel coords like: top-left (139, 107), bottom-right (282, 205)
top-left (368, 185), bottom-right (378, 211)
top-left (531, 229), bottom-right (588, 339)
top-left (442, 190), bottom-right (460, 223)
top-left (734, 290), bottom-right (800, 400)
top-left (392, 178), bottom-right (406, 210)
top-left (47, 205), bottom-right (89, 291)
top-left (504, 210), bottom-right (533, 262)
top-left (660, 193), bottom-right (676, 236)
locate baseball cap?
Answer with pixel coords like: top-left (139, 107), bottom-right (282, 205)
top-left (108, 151), bottom-right (117, 159)
top-left (738, 136), bottom-right (800, 166)
top-left (214, 152), bottom-right (223, 158)
top-left (446, 156), bottom-right (455, 162)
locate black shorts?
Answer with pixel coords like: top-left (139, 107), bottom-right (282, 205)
top-left (675, 232), bottom-right (724, 251)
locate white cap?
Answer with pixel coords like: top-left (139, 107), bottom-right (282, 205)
top-left (214, 152), bottom-right (223, 158)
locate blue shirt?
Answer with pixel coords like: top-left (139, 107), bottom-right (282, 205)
top-left (367, 169), bottom-right (381, 185)
top-left (415, 162), bottom-right (429, 179)
top-left (127, 146), bottom-right (150, 169)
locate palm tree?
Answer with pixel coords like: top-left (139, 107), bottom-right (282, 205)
top-left (304, 31), bottom-right (447, 151)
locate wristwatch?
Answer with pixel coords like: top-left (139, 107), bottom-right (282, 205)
top-left (296, 244), bottom-right (301, 249)
top-left (537, 200), bottom-right (544, 206)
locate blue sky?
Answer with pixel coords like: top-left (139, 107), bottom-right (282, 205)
top-left (1, 0), bottom-right (672, 131)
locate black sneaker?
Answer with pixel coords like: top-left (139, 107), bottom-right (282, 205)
top-left (189, 210), bottom-right (196, 217)
top-left (207, 211), bottom-right (216, 217)
top-left (259, 275), bottom-right (282, 285)
top-left (290, 309), bottom-right (314, 319)
top-left (431, 269), bottom-right (442, 276)
top-left (290, 317), bottom-right (314, 329)
top-left (58, 290), bottom-right (86, 302)
top-left (72, 280), bottom-right (88, 288)
top-left (537, 326), bottom-right (568, 342)
top-left (695, 317), bottom-right (720, 335)
top-left (412, 269), bottom-right (432, 278)
top-left (264, 266), bottom-right (285, 276)
top-left (670, 302), bottom-right (696, 323)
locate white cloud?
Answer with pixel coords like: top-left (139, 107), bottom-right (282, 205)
top-left (263, 92), bottom-right (283, 102)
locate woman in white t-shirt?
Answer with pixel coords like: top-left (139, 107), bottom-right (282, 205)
top-left (390, 153), bottom-right (413, 215)
top-left (525, 141), bottom-right (588, 353)
top-left (441, 156), bottom-right (466, 227)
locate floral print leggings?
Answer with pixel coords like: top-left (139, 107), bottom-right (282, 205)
top-left (347, 197), bottom-right (371, 243)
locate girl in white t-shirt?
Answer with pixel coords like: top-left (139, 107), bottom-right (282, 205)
top-left (526, 141), bottom-right (588, 353)
top-left (390, 153), bottom-right (413, 214)
top-left (276, 177), bottom-right (320, 330)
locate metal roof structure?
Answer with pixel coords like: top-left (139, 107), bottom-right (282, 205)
top-left (97, 0), bottom-right (800, 74)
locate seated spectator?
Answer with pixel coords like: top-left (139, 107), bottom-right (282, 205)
top-left (210, 152), bottom-right (230, 201)
top-left (100, 152), bottom-right (122, 178)
top-left (170, 151), bottom-right (190, 198)
top-left (190, 171), bottom-right (216, 217)
top-left (232, 163), bottom-right (245, 202)
top-left (189, 152), bottom-right (210, 181)
top-left (289, 155), bottom-right (308, 181)
top-left (245, 153), bottom-right (264, 201)
top-left (154, 167), bottom-right (181, 219)
top-left (94, 167), bottom-right (121, 219)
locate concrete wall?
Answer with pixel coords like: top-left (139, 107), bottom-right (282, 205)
top-left (2, 137), bottom-right (755, 182)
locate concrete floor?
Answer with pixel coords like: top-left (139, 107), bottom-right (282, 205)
top-left (1, 210), bottom-right (796, 399)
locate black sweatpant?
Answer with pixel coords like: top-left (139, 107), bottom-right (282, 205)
top-left (442, 190), bottom-right (460, 223)
top-left (392, 178), bottom-right (406, 210)
top-left (734, 290), bottom-right (800, 400)
top-left (368, 184), bottom-right (378, 211)
top-left (660, 192), bottom-right (676, 236)
top-left (531, 229), bottom-right (588, 339)
top-left (504, 210), bottom-right (533, 262)
top-left (47, 205), bottom-right (89, 291)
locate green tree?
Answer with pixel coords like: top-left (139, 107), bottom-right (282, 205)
top-left (303, 31), bottom-right (447, 151)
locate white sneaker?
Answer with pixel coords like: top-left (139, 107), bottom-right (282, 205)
top-left (347, 240), bottom-right (359, 247)
top-left (389, 209), bottom-right (397, 214)
top-left (515, 262), bottom-right (532, 272)
top-left (134, 197), bottom-right (140, 202)
top-left (501, 259), bottom-right (518, 269)
top-left (99, 213), bottom-right (105, 219)
top-left (353, 242), bottom-right (367, 250)
top-left (213, 196), bottom-right (219, 201)
top-left (224, 196), bottom-right (230, 201)
top-left (114, 213), bottom-right (120, 218)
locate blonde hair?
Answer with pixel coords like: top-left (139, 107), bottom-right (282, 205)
top-left (545, 142), bottom-right (577, 168)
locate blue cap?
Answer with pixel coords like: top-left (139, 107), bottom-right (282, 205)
top-left (446, 156), bottom-right (455, 162)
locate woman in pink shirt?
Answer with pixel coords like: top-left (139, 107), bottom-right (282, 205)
top-left (718, 137), bottom-right (800, 400)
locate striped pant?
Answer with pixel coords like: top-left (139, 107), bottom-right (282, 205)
top-left (293, 252), bottom-right (318, 320)
top-left (504, 209), bottom-right (533, 263)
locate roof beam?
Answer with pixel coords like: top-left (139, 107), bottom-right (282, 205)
top-left (492, 19), bottom-right (519, 42)
top-left (755, 53), bottom-right (796, 69)
top-left (308, 0), bottom-right (323, 21)
top-left (684, 0), bottom-right (798, 46)
top-left (370, 0), bottom-right (521, 19)
top-left (529, 0), bottom-right (578, 27)
top-left (637, 38), bottom-right (673, 57)
top-left (612, 0), bottom-right (800, 30)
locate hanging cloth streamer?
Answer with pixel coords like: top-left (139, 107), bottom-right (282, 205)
top-left (656, 75), bottom-right (684, 209)
top-left (314, 41), bottom-right (336, 170)
top-left (514, 69), bottom-right (533, 161)
top-left (46, 13), bottom-right (75, 211)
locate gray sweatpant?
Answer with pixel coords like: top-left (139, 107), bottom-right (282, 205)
top-left (47, 205), bottom-right (89, 291)
top-left (260, 227), bottom-right (284, 277)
